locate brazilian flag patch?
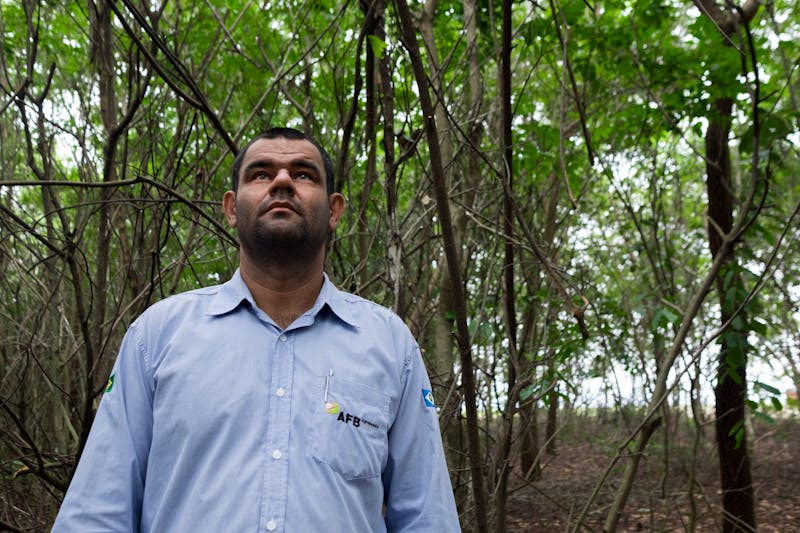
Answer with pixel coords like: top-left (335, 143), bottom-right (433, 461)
top-left (105, 373), bottom-right (115, 393)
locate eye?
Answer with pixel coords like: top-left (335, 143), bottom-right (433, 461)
top-left (295, 171), bottom-right (313, 180)
top-left (253, 171), bottom-right (271, 180)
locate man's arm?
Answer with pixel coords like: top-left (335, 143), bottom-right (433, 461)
top-left (383, 344), bottom-right (460, 532)
top-left (52, 322), bottom-right (154, 531)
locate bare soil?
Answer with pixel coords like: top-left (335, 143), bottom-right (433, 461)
top-left (505, 416), bottom-right (800, 532)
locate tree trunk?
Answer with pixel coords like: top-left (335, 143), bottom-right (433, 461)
top-left (394, 0), bottom-right (489, 529)
top-left (695, 1), bottom-right (762, 528)
top-left (706, 95), bottom-right (756, 533)
top-left (519, 401), bottom-right (540, 478)
top-left (418, 0), bottom-right (480, 517)
top-left (493, 2), bottom-right (517, 530)
top-left (545, 363), bottom-right (559, 455)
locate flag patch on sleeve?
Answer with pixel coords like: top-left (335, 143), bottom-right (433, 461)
top-left (422, 389), bottom-right (436, 408)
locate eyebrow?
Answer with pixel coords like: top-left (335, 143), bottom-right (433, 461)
top-left (243, 158), bottom-right (321, 176)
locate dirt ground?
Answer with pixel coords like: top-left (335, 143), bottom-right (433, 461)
top-left (505, 416), bottom-right (799, 532)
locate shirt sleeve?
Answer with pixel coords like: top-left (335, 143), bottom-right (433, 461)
top-left (52, 321), bottom-right (154, 532)
top-left (382, 342), bottom-right (461, 532)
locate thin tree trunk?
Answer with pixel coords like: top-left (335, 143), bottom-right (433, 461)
top-left (706, 95), bottom-right (756, 533)
top-left (545, 358), bottom-right (558, 455)
top-left (519, 401), bottom-right (540, 478)
top-left (694, 1), bottom-right (761, 529)
top-left (394, 1), bottom-right (488, 529)
top-left (520, 167), bottom-right (561, 474)
top-left (493, 1), bottom-right (517, 530)
top-left (357, 0), bottom-right (380, 291)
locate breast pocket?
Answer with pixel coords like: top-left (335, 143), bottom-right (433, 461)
top-left (311, 376), bottom-right (390, 480)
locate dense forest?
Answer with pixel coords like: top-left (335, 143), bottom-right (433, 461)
top-left (1, 0), bottom-right (798, 531)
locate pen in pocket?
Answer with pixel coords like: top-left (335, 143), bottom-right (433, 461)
top-left (324, 369), bottom-right (333, 402)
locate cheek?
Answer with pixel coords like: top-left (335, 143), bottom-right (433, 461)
top-left (234, 197), bottom-right (255, 222)
top-left (314, 203), bottom-right (332, 229)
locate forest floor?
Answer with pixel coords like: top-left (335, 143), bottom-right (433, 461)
top-left (505, 414), bottom-right (799, 532)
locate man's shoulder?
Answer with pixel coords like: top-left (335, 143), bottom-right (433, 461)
top-left (134, 282), bottom-right (229, 326)
top-left (148, 283), bottom-right (222, 308)
top-left (328, 284), bottom-right (390, 315)
top-left (327, 284), bottom-right (411, 334)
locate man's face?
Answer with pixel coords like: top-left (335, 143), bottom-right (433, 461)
top-left (223, 137), bottom-right (344, 264)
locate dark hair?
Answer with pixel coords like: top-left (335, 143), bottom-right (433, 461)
top-left (231, 127), bottom-right (335, 195)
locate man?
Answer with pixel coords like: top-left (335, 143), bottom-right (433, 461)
top-left (53, 127), bottom-right (460, 532)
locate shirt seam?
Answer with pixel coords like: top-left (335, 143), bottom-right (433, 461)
top-left (130, 321), bottom-right (155, 381)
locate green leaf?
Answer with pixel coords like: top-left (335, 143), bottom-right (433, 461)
top-left (770, 397), bottom-right (783, 411)
top-left (749, 319), bottom-right (768, 336)
top-left (560, 0), bottom-right (585, 25)
top-left (519, 383), bottom-right (535, 402)
top-left (725, 331), bottom-right (741, 348)
top-left (740, 109), bottom-right (793, 154)
top-left (728, 419), bottom-right (745, 448)
top-left (753, 410), bottom-right (775, 424)
top-left (722, 267), bottom-right (736, 290)
top-left (367, 35), bottom-right (386, 58)
top-left (754, 380), bottom-right (781, 395)
top-left (725, 363), bottom-right (744, 385)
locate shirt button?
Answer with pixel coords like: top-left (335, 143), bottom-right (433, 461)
top-left (279, 334), bottom-right (287, 342)
top-left (272, 449), bottom-right (282, 459)
top-left (266, 519), bottom-right (277, 531)
top-left (276, 387), bottom-right (285, 397)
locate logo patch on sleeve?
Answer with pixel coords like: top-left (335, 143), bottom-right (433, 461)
top-left (422, 389), bottom-right (436, 408)
top-left (105, 373), bottom-right (115, 393)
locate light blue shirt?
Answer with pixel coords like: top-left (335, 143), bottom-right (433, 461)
top-left (53, 271), bottom-right (460, 532)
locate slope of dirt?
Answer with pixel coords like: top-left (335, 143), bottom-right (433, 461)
top-left (506, 416), bottom-right (799, 532)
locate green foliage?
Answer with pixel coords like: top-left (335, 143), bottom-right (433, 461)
top-left (740, 109), bottom-right (795, 154)
top-left (728, 418), bottom-right (746, 448)
top-left (1, 0), bottom-right (799, 529)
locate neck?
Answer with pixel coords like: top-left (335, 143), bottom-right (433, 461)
top-left (239, 252), bottom-right (326, 329)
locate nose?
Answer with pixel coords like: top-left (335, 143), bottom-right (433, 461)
top-left (268, 168), bottom-right (294, 194)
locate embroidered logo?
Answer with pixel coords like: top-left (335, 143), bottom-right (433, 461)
top-left (422, 388), bottom-right (436, 408)
top-left (335, 410), bottom-right (379, 429)
top-left (326, 402), bottom-right (379, 430)
top-left (105, 373), bottom-right (115, 393)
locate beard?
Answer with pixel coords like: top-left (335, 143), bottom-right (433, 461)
top-left (236, 196), bottom-right (330, 267)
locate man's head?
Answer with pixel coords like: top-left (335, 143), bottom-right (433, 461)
top-left (231, 127), bottom-right (336, 195)
top-left (223, 128), bottom-right (345, 270)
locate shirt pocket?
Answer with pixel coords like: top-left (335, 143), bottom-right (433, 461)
top-left (311, 375), bottom-right (390, 480)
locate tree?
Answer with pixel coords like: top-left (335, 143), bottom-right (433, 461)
top-left (695, 2), bottom-right (760, 530)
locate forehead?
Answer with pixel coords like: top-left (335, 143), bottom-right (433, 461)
top-left (241, 137), bottom-right (323, 169)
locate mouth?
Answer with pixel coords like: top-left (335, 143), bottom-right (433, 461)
top-left (264, 201), bottom-right (299, 215)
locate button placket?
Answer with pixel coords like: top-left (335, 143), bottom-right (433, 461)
top-left (261, 330), bottom-right (293, 532)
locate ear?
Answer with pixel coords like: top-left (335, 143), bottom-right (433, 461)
top-left (223, 190), bottom-right (237, 227)
top-left (328, 192), bottom-right (345, 231)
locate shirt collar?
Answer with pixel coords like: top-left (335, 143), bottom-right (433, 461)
top-left (314, 273), bottom-right (359, 328)
top-left (206, 269), bottom-right (253, 316)
top-left (206, 269), bottom-right (359, 328)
